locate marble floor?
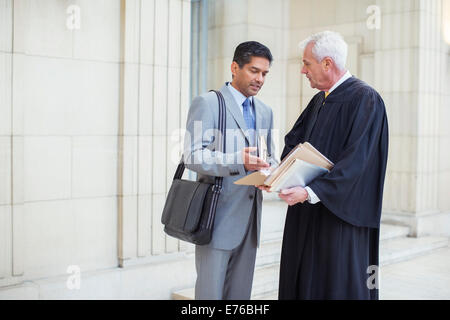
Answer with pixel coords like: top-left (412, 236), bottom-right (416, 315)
top-left (380, 247), bottom-right (450, 300)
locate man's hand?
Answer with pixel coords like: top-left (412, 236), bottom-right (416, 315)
top-left (278, 186), bottom-right (308, 206)
top-left (255, 167), bottom-right (275, 191)
top-left (242, 147), bottom-right (270, 171)
top-left (256, 185), bottom-right (272, 192)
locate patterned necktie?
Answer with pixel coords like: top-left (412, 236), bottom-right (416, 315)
top-left (323, 91), bottom-right (329, 105)
top-left (242, 98), bottom-right (256, 146)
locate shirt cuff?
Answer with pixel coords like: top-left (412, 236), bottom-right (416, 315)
top-left (305, 186), bottom-right (320, 204)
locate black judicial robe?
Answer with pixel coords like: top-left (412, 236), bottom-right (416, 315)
top-left (278, 77), bottom-right (389, 300)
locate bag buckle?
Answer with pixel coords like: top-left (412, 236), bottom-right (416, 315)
top-left (212, 185), bottom-right (222, 193)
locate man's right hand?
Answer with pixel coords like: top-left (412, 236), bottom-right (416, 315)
top-left (256, 185), bottom-right (272, 192)
top-left (242, 147), bottom-right (270, 172)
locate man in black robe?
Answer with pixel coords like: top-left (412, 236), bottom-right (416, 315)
top-left (275, 31), bottom-right (389, 299)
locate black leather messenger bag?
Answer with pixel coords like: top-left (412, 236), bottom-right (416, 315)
top-left (161, 90), bottom-right (226, 245)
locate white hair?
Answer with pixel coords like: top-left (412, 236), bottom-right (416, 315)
top-left (298, 31), bottom-right (348, 71)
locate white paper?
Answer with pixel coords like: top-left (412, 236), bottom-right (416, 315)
top-left (273, 159), bottom-right (329, 192)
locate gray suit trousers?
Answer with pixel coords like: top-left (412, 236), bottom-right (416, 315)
top-left (195, 200), bottom-right (258, 300)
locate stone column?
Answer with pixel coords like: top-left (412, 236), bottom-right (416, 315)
top-left (2, 0), bottom-right (124, 285)
top-left (438, 0), bottom-right (450, 221)
top-left (379, 0), bottom-right (450, 236)
top-left (118, 0), bottom-right (192, 267)
top-left (0, 0), bottom-right (17, 288)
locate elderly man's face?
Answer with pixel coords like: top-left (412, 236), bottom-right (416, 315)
top-left (301, 42), bottom-right (329, 90)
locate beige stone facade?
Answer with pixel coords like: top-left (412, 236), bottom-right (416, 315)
top-left (0, 0), bottom-right (449, 299)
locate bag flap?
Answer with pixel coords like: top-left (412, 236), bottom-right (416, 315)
top-left (184, 183), bottom-right (212, 232)
top-left (161, 179), bottom-right (212, 233)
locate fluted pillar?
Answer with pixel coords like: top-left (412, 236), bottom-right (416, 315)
top-left (118, 0), bottom-right (192, 267)
top-left (379, 0), bottom-right (450, 236)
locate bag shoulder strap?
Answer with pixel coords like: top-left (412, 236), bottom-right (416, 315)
top-left (174, 90), bottom-right (227, 192)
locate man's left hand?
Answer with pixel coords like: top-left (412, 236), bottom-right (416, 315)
top-left (278, 186), bottom-right (308, 206)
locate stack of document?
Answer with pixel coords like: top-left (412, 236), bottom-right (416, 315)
top-left (234, 142), bottom-right (334, 192)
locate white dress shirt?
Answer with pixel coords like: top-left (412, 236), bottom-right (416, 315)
top-left (227, 82), bottom-right (255, 118)
top-left (305, 71), bottom-right (352, 204)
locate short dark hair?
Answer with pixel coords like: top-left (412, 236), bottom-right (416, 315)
top-left (232, 41), bottom-right (273, 68)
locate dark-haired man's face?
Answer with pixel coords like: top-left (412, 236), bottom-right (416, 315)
top-left (230, 56), bottom-right (270, 97)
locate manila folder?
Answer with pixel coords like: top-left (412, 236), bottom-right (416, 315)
top-left (233, 171), bottom-right (268, 186)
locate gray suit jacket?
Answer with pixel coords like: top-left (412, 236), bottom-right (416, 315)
top-left (183, 83), bottom-right (277, 250)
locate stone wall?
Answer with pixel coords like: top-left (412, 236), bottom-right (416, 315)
top-left (0, 0), bottom-right (194, 298)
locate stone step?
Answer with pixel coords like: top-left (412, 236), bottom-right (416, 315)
top-left (380, 236), bottom-right (449, 266)
top-left (251, 231), bottom-right (283, 297)
top-left (380, 223), bottom-right (410, 241)
top-left (253, 223), bottom-right (412, 271)
top-left (251, 291), bottom-right (278, 300)
top-left (171, 245), bottom-right (282, 300)
top-left (251, 263), bottom-right (280, 298)
top-left (172, 222), bottom-right (447, 300)
top-left (171, 258), bottom-right (281, 300)
top-left (253, 236), bottom-right (450, 300)
top-left (258, 223), bottom-right (409, 243)
top-left (172, 287), bottom-right (194, 300)
top-left (260, 230), bottom-right (283, 243)
top-left (255, 231), bottom-right (283, 267)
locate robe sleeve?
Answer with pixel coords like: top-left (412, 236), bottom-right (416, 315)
top-left (308, 88), bottom-right (389, 228)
